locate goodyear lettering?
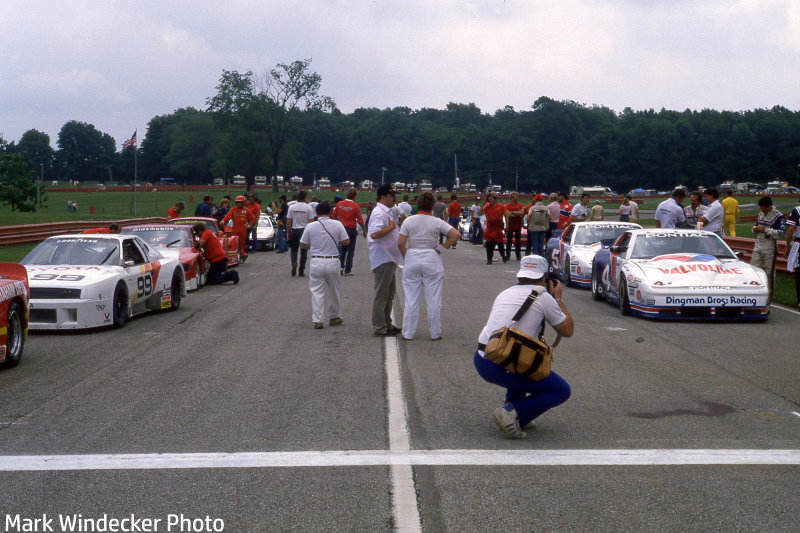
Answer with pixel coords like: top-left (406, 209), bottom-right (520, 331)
top-left (56, 239), bottom-right (98, 243)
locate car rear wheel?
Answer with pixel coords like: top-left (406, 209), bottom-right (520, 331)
top-left (169, 270), bottom-right (182, 311)
top-left (113, 284), bottom-right (128, 328)
top-left (591, 263), bottom-right (603, 301)
top-left (2, 301), bottom-right (24, 368)
top-left (618, 279), bottom-right (631, 315)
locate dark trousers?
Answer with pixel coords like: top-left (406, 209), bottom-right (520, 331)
top-left (547, 222), bottom-right (558, 242)
top-left (485, 240), bottom-right (506, 262)
top-left (339, 227), bottom-right (358, 273)
top-left (506, 229), bottom-right (522, 261)
top-left (290, 228), bottom-right (308, 274)
top-left (206, 258), bottom-right (234, 284)
top-left (471, 220), bottom-right (483, 244)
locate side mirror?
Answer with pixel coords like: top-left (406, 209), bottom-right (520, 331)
top-left (610, 245), bottom-right (626, 254)
top-left (123, 260), bottom-right (135, 268)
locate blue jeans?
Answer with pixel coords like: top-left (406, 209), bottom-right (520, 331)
top-left (526, 231), bottom-right (546, 257)
top-left (339, 227), bottom-right (358, 273)
top-left (473, 350), bottom-right (571, 427)
top-left (277, 225), bottom-right (287, 252)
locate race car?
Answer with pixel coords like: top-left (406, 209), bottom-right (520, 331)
top-left (591, 228), bottom-right (770, 320)
top-left (546, 222), bottom-right (642, 287)
top-left (21, 234), bottom-right (186, 330)
top-left (169, 217), bottom-right (240, 267)
top-left (119, 225), bottom-right (208, 290)
top-left (0, 263), bottom-right (29, 368)
top-left (254, 213), bottom-right (277, 251)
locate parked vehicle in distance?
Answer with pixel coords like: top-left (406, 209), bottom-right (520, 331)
top-left (255, 214), bottom-right (277, 251)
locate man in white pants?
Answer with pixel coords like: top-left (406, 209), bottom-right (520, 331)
top-left (398, 191), bottom-right (461, 340)
top-left (300, 201), bottom-right (350, 329)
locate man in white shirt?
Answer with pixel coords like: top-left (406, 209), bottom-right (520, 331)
top-left (397, 195), bottom-right (412, 226)
top-left (626, 195), bottom-right (640, 223)
top-left (469, 197), bottom-right (483, 244)
top-left (654, 189), bottom-right (687, 229)
top-left (368, 184), bottom-right (405, 336)
top-left (569, 193), bottom-right (590, 223)
top-left (300, 201), bottom-right (350, 329)
top-left (698, 187), bottom-right (724, 235)
top-left (286, 189), bottom-right (315, 277)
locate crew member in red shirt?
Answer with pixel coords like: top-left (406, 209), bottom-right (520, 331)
top-left (167, 202), bottom-right (185, 220)
top-left (504, 191), bottom-right (525, 261)
top-left (332, 187), bottom-right (367, 275)
top-left (221, 195), bottom-right (255, 261)
top-left (192, 223), bottom-right (238, 284)
top-left (244, 193), bottom-right (261, 252)
top-left (447, 194), bottom-right (461, 249)
top-left (82, 223), bottom-right (121, 234)
top-left (556, 192), bottom-right (572, 237)
top-left (479, 193), bottom-right (507, 264)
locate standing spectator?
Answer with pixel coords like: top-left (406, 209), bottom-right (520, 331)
top-left (275, 195), bottom-right (288, 253)
top-left (191, 223), bottom-right (239, 285)
top-left (654, 189), bottom-right (687, 228)
top-left (368, 184), bottom-right (404, 336)
top-left (67, 200), bottom-right (73, 213)
top-left (398, 191), bottom-right (460, 341)
top-left (244, 193), bottom-right (261, 251)
top-left (300, 201), bottom-right (350, 329)
top-left (167, 202), bottom-right (185, 220)
top-left (569, 193), bottom-right (590, 223)
top-left (480, 193), bottom-right (507, 264)
top-left (469, 197), bottom-right (483, 244)
top-left (397, 195), bottom-right (412, 226)
top-left (504, 192), bottom-right (525, 261)
top-left (221, 196), bottom-right (255, 262)
top-left (525, 195), bottom-right (550, 256)
top-left (616, 196), bottom-right (632, 222)
top-left (286, 190), bottom-right (314, 276)
top-left (627, 195), bottom-right (640, 223)
top-left (546, 193), bottom-right (560, 241)
top-left (309, 195), bottom-right (320, 219)
top-left (433, 194), bottom-right (447, 244)
top-left (195, 195), bottom-right (213, 217)
top-left (751, 196), bottom-right (785, 297)
top-left (698, 188), bottom-right (724, 235)
top-left (332, 187), bottom-right (367, 276)
top-left (214, 197), bottom-right (231, 223)
top-left (590, 200), bottom-right (604, 221)
top-left (474, 255), bottom-right (574, 439)
top-left (722, 189), bottom-right (740, 236)
top-left (783, 200), bottom-right (800, 310)
top-left (447, 194), bottom-right (461, 249)
top-left (683, 191), bottom-right (707, 228)
top-left (555, 192), bottom-right (572, 238)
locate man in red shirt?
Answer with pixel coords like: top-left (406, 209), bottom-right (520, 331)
top-left (192, 223), bottom-right (238, 284)
top-left (82, 223), bottom-right (121, 234)
top-left (447, 194), bottom-right (461, 249)
top-left (504, 191), bottom-right (525, 261)
top-left (244, 193), bottom-right (261, 252)
top-left (479, 193), bottom-right (507, 264)
top-left (221, 195), bottom-right (255, 261)
top-left (166, 202), bottom-right (185, 220)
top-left (556, 192), bottom-right (572, 237)
top-left (332, 187), bottom-right (367, 275)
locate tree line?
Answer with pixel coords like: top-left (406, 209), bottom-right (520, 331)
top-left (3, 59), bottom-right (800, 197)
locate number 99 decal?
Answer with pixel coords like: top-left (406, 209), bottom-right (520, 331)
top-left (137, 274), bottom-right (153, 297)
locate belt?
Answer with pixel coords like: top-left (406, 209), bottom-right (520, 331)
top-left (312, 255), bottom-right (338, 259)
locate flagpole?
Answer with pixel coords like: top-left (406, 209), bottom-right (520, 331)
top-left (133, 130), bottom-right (137, 217)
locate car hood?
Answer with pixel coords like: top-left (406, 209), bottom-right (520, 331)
top-left (632, 253), bottom-right (765, 289)
top-left (24, 265), bottom-right (122, 287)
top-left (571, 243), bottom-right (603, 263)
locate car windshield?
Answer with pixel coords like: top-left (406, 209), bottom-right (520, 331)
top-left (258, 218), bottom-right (273, 228)
top-left (21, 238), bottom-right (120, 266)
top-left (630, 233), bottom-right (736, 260)
top-left (573, 225), bottom-right (632, 245)
top-left (121, 228), bottom-right (192, 248)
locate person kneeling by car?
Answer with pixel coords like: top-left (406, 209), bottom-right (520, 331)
top-left (192, 223), bottom-right (239, 285)
top-left (474, 255), bottom-right (574, 439)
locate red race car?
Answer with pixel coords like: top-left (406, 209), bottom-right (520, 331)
top-left (169, 217), bottom-right (241, 267)
top-left (121, 225), bottom-right (209, 290)
top-left (0, 262), bottom-right (29, 368)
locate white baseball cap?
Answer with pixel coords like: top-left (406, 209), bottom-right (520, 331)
top-left (516, 254), bottom-right (547, 280)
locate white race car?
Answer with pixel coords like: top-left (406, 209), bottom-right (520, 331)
top-left (254, 213), bottom-right (277, 251)
top-left (21, 235), bottom-right (186, 330)
top-left (546, 222), bottom-right (642, 287)
top-left (591, 228), bottom-right (770, 320)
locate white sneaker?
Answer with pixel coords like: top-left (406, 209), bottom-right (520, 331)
top-left (523, 420), bottom-right (537, 430)
top-left (491, 407), bottom-right (527, 439)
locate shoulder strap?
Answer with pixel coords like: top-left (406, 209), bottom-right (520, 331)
top-left (511, 288), bottom-right (542, 322)
top-left (318, 219), bottom-right (339, 247)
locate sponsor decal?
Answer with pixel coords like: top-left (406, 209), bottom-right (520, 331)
top-left (636, 290), bottom-right (642, 300)
top-left (56, 238), bottom-right (99, 243)
top-left (653, 253), bottom-right (716, 263)
top-left (27, 266), bottom-right (102, 271)
top-left (0, 346), bottom-right (5, 358)
top-left (0, 281), bottom-right (27, 302)
top-left (104, 313), bottom-right (111, 321)
top-left (96, 304), bottom-right (105, 311)
top-left (663, 295), bottom-right (758, 306)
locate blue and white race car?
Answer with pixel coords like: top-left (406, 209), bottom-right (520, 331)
top-left (21, 234), bottom-right (186, 330)
top-left (546, 222), bottom-right (642, 287)
top-left (591, 228), bottom-right (770, 319)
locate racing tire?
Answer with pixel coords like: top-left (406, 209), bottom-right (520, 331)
top-left (2, 301), bottom-right (24, 368)
top-left (563, 257), bottom-right (572, 287)
top-left (169, 270), bottom-right (183, 311)
top-left (618, 279), bottom-right (631, 316)
top-left (591, 264), bottom-right (603, 301)
top-left (112, 284), bottom-right (128, 328)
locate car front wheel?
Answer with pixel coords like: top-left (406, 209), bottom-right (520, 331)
top-left (2, 301), bottom-right (24, 368)
top-left (563, 257), bottom-right (572, 286)
top-left (591, 264), bottom-right (603, 301)
top-left (169, 270), bottom-right (182, 311)
top-left (113, 284), bottom-right (128, 328)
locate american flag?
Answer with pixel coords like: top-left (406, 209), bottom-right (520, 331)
top-left (123, 130), bottom-right (137, 149)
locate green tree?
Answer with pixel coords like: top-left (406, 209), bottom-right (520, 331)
top-left (0, 154), bottom-right (38, 211)
top-left (55, 120), bottom-right (117, 182)
top-left (164, 110), bottom-right (219, 183)
top-left (14, 129), bottom-right (54, 179)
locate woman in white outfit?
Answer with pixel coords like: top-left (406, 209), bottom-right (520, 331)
top-left (398, 191), bottom-right (460, 340)
top-left (300, 201), bottom-right (350, 329)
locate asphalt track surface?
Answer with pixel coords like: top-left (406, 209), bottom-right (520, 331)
top-left (1, 242), bottom-right (799, 532)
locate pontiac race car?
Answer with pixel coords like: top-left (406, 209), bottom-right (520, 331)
top-left (120, 225), bottom-right (208, 290)
top-left (169, 217), bottom-right (240, 266)
top-left (21, 235), bottom-right (186, 330)
top-left (546, 222), bottom-right (642, 287)
top-left (254, 214), bottom-right (276, 251)
top-left (591, 229), bottom-right (770, 319)
top-left (0, 263), bottom-right (29, 368)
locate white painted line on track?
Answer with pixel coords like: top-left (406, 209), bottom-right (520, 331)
top-left (1, 449), bottom-right (799, 471)
top-left (772, 304), bottom-right (800, 316)
top-left (792, 411), bottom-right (800, 418)
top-left (384, 336), bottom-right (422, 533)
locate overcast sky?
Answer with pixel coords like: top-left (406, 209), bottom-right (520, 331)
top-left (3, 0), bottom-right (800, 149)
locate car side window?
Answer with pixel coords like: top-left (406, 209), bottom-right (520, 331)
top-left (122, 240), bottom-right (146, 265)
top-left (562, 225), bottom-right (574, 242)
top-left (615, 232), bottom-right (632, 255)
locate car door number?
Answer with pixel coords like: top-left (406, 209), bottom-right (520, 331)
top-left (137, 274), bottom-right (153, 297)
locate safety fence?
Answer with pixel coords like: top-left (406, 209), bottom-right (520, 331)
top-left (723, 236), bottom-right (790, 272)
top-left (0, 218), bottom-right (167, 246)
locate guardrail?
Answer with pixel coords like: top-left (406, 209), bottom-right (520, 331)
top-left (723, 236), bottom-right (789, 272)
top-left (0, 218), bottom-right (167, 245)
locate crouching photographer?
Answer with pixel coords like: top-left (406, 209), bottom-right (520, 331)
top-left (474, 255), bottom-right (573, 439)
